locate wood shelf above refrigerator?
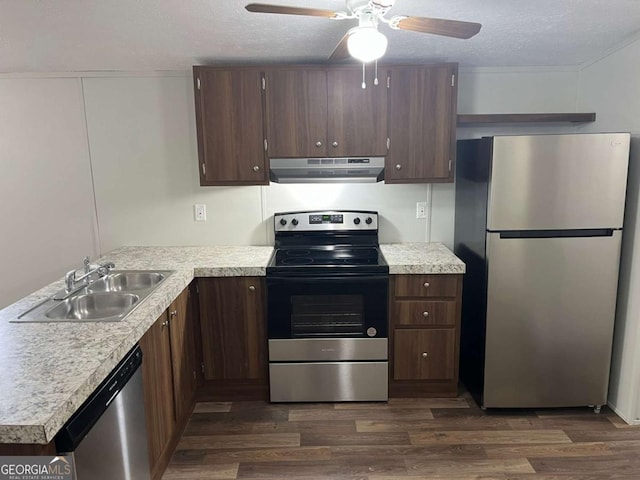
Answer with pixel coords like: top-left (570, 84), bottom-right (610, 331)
top-left (457, 112), bottom-right (596, 125)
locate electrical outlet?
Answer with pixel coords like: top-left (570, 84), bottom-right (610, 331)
top-left (416, 202), bottom-right (427, 219)
top-left (194, 204), bottom-right (207, 222)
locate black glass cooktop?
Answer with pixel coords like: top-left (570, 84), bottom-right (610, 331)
top-left (267, 246), bottom-right (388, 276)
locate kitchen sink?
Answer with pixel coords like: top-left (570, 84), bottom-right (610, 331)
top-left (45, 293), bottom-right (140, 321)
top-left (13, 270), bottom-right (174, 323)
top-left (86, 272), bottom-right (166, 293)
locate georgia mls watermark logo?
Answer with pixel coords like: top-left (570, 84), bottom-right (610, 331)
top-left (0, 456), bottom-right (75, 480)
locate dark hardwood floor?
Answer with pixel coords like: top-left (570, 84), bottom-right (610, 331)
top-left (163, 393), bottom-right (640, 479)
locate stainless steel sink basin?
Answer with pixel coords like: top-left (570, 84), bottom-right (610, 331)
top-left (13, 269), bottom-right (174, 323)
top-left (45, 293), bottom-right (140, 321)
top-left (86, 272), bottom-right (166, 293)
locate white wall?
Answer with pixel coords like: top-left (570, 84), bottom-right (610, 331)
top-left (264, 182), bottom-right (431, 245)
top-left (82, 75), bottom-right (266, 252)
top-left (0, 78), bottom-right (98, 309)
top-left (459, 67), bottom-right (580, 114)
top-left (577, 35), bottom-right (640, 424)
top-left (457, 67), bottom-right (581, 139)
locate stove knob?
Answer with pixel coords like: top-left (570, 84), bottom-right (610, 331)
top-left (279, 218), bottom-right (287, 226)
top-left (353, 217), bottom-right (361, 225)
top-left (365, 217), bottom-right (373, 225)
top-left (292, 218), bottom-right (299, 226)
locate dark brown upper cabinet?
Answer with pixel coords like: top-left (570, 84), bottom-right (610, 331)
top-left (385, 63), bottom-right (458, 183)
top-left (193, 67), bottom-right (268, 186)
top-left (193, 63), bottom-right (458, 185)
top-left (264, 66), bottom-right (388, 158)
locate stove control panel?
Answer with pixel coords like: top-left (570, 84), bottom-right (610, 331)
top-left (309, 214), bottom-right (343, 224)
top-left (274, 211), bottom-right (378, 232)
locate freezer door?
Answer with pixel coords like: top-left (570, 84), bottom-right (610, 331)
top-left (483, 231), bottom-right (622, 408)
top-left (488, 133), bottom-right (629, 230)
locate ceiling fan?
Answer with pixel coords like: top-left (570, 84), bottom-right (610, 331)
top-left (245, 0), bottom-right (482, 63)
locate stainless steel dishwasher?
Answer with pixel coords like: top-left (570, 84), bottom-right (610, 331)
top-left (55, 345), bottom-right (150, 480)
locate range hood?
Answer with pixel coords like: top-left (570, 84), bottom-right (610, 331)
top-left (269, 157), bottom-right (385, 184)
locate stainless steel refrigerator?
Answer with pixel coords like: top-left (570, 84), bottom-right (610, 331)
top-left (454, 133), bottom-right (630, 409)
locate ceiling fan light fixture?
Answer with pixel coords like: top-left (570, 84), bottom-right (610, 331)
top-left (347, 26), bottom-right (388, 62)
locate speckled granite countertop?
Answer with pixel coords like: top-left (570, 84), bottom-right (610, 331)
top-left (0, 243), bottom-right (463, 444)
top-left (381, 242), bottom-right (466, 274)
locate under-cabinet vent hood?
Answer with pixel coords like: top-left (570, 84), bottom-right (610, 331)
top-left (269, 157), bottom-right (385, 184)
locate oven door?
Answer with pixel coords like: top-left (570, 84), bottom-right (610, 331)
top-left (266, 275), bottom-right (388, 339)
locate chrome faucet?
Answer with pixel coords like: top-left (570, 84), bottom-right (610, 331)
top-left (64, 256), bottom-right (115, 294)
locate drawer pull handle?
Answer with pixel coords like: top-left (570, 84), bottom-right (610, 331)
top-left (248, 285), bottom-right (256, 292)
top-left (423, 282), bottom-right (430, 288)
top-left (422, 352), bottom-right (428, 359)
top-left (422, 311), bottom-right (429, 317)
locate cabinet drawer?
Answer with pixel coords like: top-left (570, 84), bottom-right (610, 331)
top-left (394, 275), bottom-right (459, 298)
top-left (393, 301), bottom-right (456, 326)
top-left (393, 329), bottom-right (456, 380)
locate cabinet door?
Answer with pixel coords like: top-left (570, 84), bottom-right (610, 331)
top-left (386, 64), bottom-right (458, 183)
top-left (140, 311), bottom-right (175, 473)
top-left (168, 288), bottom-right (198, 424)
top-left (327, 69), bottom-right (388, 157)
top-left (393, 328), bottom-right (456, 380)
top-left (265, 69), bottom-right (328, 157)
top-left (193, 67), bottom-right (267, 185)
top-left (199, 277), bottom-right (267, 381)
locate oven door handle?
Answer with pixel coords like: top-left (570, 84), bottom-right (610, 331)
top-left (267, 275), bottom-right (389, 284)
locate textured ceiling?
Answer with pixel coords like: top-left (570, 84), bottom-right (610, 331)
top-left (1, 0), bottom-right (639, 73)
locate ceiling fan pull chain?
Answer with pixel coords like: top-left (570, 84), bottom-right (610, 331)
top-left (374, 59), bottom-right (379, 86)
top-left (362, 63), bottom-right (366, 89)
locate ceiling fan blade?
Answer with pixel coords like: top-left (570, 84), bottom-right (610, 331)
top-left (329, 32), bottom-right (351, 61)
top-left (394, 16), bottom-right (481, 39)
top-left (245, 3), bottom-right (339, 18)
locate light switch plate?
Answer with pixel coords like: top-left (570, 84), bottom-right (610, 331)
top-left (194, 204), bottom-right (206, 222)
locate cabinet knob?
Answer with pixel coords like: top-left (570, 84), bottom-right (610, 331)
top-left (170, 310), bottom-right (177, 318)
top-left (248, 285), bottom-right (256, 292)
top-left (252, 165), bottom-right (260, 172)
top-left (162, 319), bottom-right (169, 327)
top-left (332, 141), bottom-right (339, 148)
top-left (395, 164), bottom-right (402, 170)
top-left (423, 311), bottom-right (429, 317)
top-left (315, 141), bottom-right (323, 148)
top-left (422, 352), bottom-right (428, 359)
top-left (423, 282), bottom-right (430, 288)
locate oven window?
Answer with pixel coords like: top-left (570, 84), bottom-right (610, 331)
top-left (291, 295), bottom-right (364, 337)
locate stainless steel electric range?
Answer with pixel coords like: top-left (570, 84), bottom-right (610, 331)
top-left (266, 210), bottom-right (389, 402)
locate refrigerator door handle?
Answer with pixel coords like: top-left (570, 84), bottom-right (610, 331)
top-left (498, 228), bottom-right (615, 239)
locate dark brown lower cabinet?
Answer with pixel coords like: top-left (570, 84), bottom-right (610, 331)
top-left (394, 329), bottom-right (457, 380)
top-left (169, 285), bottom-right (198, 424)
top-left (140, 310), bottom-right (175, 479)
top-left (389, 274), bottom-right (463, 397)
top-left (140, 286), bottom-right (198, 480)
top-left (198, 277), bottom-right (268, 400)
